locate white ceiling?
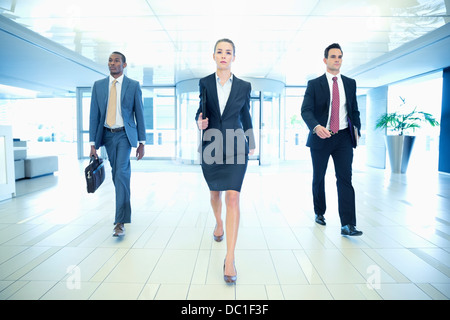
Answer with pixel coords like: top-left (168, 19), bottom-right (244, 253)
top-left (0, 0), bottom-right (449, 97)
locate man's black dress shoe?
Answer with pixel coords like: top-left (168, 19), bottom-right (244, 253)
top-left (341, 224), bottom-right (363, 236)
top-left (315, 214), bottom-right (326, 225)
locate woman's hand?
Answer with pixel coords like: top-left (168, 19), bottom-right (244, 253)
top-left (197, 113), bottom-right (209, 130)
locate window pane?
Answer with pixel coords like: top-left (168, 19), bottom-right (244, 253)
top-left (142, 87), bottom-right (175, 158)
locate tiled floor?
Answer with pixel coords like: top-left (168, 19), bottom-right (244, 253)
top-left (0, 153), bottom-right (449, 300)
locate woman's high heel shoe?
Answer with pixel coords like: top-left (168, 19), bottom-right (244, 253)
top-left (213, 226), bottom-right (224, 242)
top-left (223, 260), bottom-right (237, 284)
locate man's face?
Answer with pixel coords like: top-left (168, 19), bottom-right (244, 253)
top-left (108, 54), bottom-right (126, 77)
top-left (324, 48), bottom-right (342, 74)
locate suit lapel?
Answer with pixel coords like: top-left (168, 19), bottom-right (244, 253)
top-left (121, 76), bottom-right (130, 105)
top-left (101, 77), bottom-right (109, 115)
top-left (319, 74), bottom-right (330, 107)
top-left (206, 74), bottom-right (221, 117)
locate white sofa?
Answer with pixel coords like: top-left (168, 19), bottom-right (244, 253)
top-left (24, 156), bottom-right (59, 178)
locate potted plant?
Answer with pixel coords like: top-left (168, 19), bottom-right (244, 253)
top-left (375, 96), bottom-right (439, 173)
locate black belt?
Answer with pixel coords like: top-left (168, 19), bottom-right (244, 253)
top-left (329, 127), bottom-right (349, 135)
top-left (105, 126), bottom-right (125, 133)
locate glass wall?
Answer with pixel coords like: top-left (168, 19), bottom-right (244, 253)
top-left (77, 87), bottom-right (93, 159)
top-left (284, 87), bottom-right (309, 161)
top-left (1, 96), bottom-right (78, 158)
top-left (142, 87), bottom-right (176, 159)
top-left (249, 92), bottom-right (261, 162)
top-left (260, 91), bottom-right (281, 165)
top-left (177, 87), bottom-right (200, 164)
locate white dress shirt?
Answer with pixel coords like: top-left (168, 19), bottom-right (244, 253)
top-left (325, 72), bottom-right (348, 131)
top-left (105, 74), bottom-right (124, 129)
top-left (216, 73), bottom-right (233, 115)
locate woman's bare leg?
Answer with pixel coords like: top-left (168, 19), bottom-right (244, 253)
top-left (210, 191), bottom-right (223, 237)
top-left (224, 190), bottom-right (240, 276)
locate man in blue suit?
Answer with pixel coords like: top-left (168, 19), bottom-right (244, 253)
top-left (301, 43), bottom-right (362, 236)
top-left (89, 51), bottom-right (146, 237)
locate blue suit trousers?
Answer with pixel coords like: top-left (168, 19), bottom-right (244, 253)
top-left (103, 129), bottom-right (132, 224)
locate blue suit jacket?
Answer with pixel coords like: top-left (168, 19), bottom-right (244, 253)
top-left (195, 73), bottom-right (255, 156)
top-left (89, 75), bottom-right (146, 149)
top-left (301, 73), bottom-right (361, 149)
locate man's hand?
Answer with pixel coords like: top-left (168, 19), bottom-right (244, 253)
top-left (136, 143), bottom-right (145, 160)
top-left (315, 125), bottom-right (332, 139)
top-left (90, 145), bottom-right (98, 159)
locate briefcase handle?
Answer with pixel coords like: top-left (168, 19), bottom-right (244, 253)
top-left (88, 156), bottom-right (103, 170)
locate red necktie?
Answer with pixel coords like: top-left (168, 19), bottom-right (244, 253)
top-left (330, 76), bottom-right (339, 134)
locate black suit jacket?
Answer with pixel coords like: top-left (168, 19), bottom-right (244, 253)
top-left (195, 73), bottom-right (255, 157)
top-left (301, 73), bottom-right (361, 149)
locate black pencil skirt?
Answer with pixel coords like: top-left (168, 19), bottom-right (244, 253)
top-left (201, 154), bottom-right (249, 192)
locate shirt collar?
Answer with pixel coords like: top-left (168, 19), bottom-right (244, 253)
top-left (110, 74), bottom-right (124, 84)
top-left (326, 72), bottom-right (340, 81)
top-left (216, 72), bottom-right (233, 84)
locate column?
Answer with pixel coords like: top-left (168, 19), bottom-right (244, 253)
top-left (439, 67), bottom-right (450, 173)
top-left (365, 86), bottom-right (388, 169)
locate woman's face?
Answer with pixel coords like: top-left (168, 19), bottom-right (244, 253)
top-left (213, 41), bottom-right (235, 71)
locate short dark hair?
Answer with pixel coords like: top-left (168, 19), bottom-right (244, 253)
top-left (324, 43), bottom-right (342, 59)
top-left (214, 38), bottom-right (236, 56)
top-left (111, 51), bottom-right (126, 63)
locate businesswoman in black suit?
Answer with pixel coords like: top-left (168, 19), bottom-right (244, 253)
top-left (195, 39), bottom-right (255, 284)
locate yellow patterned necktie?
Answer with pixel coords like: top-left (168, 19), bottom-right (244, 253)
top-left (106, 79), bottom-right (117, 127)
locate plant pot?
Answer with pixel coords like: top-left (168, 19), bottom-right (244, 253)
top-left (385, 135), bottom-right (416, 173)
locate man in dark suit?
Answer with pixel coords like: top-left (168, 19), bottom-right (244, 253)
top-left (301, 43), bottom-right (362, 236)
top-left (89, 51), bottom-right (146, 237)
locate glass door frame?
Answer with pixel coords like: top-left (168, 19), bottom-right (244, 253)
top-left (76, 87), bottom-right (96, 159)
top-left (250, 92), bottom-right (261, 164)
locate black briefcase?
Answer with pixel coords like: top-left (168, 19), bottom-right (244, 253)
top-left (85, 157), bottom-right (105, 193)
